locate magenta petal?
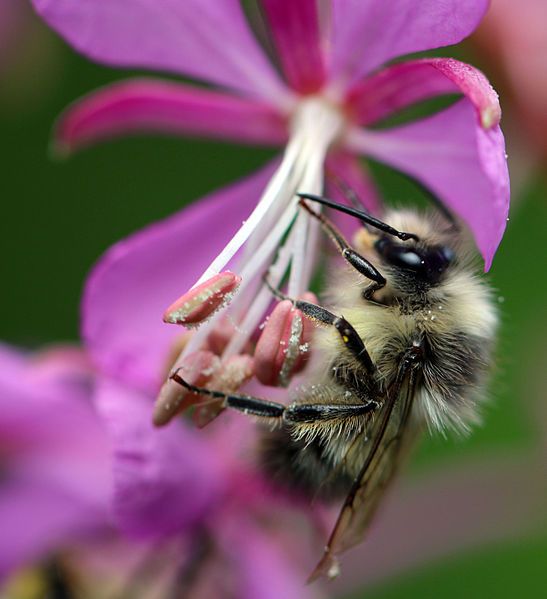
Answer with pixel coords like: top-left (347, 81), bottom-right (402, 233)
top-left (0, 344), bottom-right (109, 579)
top-left (82, 162), bottom-right (277, 393)
top-left (0, 479), bottom-right (104, 580)
top-left (347, 58), bottom-right (501, 128)
top-left (0, 345), bottom-right (110, 504)
top-left (330, 0), bottom-right (488, 84)
top-left (54, 78), bottom-right (288, 154)
top-left (95, 377), bottom-right (224, 538)
top-left (260, 0), bottom-right (326, 94)
top-left (31, 0), bottom-right (289, 103)
top-left (347, 100), bottom-right (510, 269)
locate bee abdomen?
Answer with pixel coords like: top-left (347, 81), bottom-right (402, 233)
top-left (259, 427), bottom-right (353, 501)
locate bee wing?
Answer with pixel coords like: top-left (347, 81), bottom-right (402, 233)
top-left (309, 367), bottom-right (421, 582)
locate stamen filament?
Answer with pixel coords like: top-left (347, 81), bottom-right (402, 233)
top-left (192, 131), bottom-right (304, 288)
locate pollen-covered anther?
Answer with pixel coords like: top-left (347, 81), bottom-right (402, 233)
top-left (193, 354), bottom-right (254, 428)
top-left (163, 271), bottom-right (241, 328)
top-left (254, 293), bottom-right (317, 387)
top-left (153, 350), bottom-right (220, 427)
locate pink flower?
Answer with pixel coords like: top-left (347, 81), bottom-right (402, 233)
top-left (32, 0), bottom-right (510, 405)
top-left (0, 344), bottom-right (110, 579)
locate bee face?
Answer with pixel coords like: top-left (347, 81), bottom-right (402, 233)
top-left (374, 236), bottom-right (455, 286)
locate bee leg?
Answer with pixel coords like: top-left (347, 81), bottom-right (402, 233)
top-left (263, 277), bottom-right (376, 374)
top-left (362, 281), bottom-right (384, 301)
top-left (285, 401), bottom-right (379, 424)
top-left (170, 369), bottom-right (286, 419)
top-left (170, 369), bottom-right (379, 424)
top-left (297, 199), bottom-right (386, 295)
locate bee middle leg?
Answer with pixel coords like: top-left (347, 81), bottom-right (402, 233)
top-left (170, 370), bottom-right (378, 422)
top-left (264, 278), bottom-right (376, 374)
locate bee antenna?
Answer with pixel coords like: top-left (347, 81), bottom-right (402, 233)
top-left (297, 193), bottom-right (419, 242)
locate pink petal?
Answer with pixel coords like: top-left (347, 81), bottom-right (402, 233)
top-left (54, 79), bottom-right (288, 154)
top-left (260, 0), bottom-right (326, 94)
top-left (347, 100), bottom-right (510, 269)
top-left (347, 58), bottom-right (501, 128)
top-left (31, 0), bottom-right (290, 104)
top-left (94, 377), bottom-right (224, 538)
top-left (0, 344), bottom-right (110, 579)
top-left (475, 0), bottom-right (547, 158)
top-left (82, 161), bottom-right (277, 393)
top-left (0, 344), bottom-right (110, 505)
top-left (0, 479), bottom-right (105, 580)
top-left (330, 0), bottom-right (488, 85)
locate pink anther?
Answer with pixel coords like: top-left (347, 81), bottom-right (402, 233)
top-left (163, 271), bottom-right (241, 327)
top-left (254, 292), bottom-right (317, 387)
top-left (153, 350), bottom-right (219, 426)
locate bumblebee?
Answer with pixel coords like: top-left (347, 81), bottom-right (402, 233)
top-left (171, 192), bottom-right (498, 580)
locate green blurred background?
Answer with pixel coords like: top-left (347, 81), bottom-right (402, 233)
top-left (1, 3), bottom-right (545, 598)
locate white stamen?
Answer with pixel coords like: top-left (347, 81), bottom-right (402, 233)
top-left (166, 97), bottom-right (347, 384)
top-left (192, 132), bottom-right (303, 288)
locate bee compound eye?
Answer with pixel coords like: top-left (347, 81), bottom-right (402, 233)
top-left (375, 237), bottom-right (454, 283)
top-left (375, 238), bottom-right (427, 274)
top-left (396, 249), bottom-right (424, 269)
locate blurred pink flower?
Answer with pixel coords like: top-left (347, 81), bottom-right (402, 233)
top-left (0, 344), bottom-right (110, 579)
top-left (473, 0), bottom-right (547, 161)
top-left (0, 342), bottom-right (320, 598)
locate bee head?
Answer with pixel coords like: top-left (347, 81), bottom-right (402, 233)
top-left (374, 236), bottom-right (455, 286)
